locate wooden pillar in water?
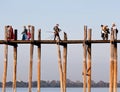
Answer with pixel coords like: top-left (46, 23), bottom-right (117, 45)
top-left (83, 25), bottom-right (87, 92)
top-left (110, 30), bottom-right (114, 92)
top-left (113, 30), bottom-right (117, 92)
top-left (57, 42), bottom-right (63, 92)
top-left (28, 26), bottom-right (34, 92)
top-left (2, 26), bottom-right (8, 92)
top-left (87, 29), bottom-right (92, 92)
top-left (63, 32), bottom-right (67, 92)
top-left (13, 29), bottom-right (18, 92)
top-left (37, 29), bottom-right (41, 92)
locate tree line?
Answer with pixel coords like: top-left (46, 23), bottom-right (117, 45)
top-left (0, 79), bottom-right (120, 87)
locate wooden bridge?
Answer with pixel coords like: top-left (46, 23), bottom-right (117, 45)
top-left (1, 26), bottom-right (118, 92)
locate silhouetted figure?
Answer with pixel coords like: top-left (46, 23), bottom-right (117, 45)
top-left (6, 25), bottom-right (14, 40)
top-left (101, 25), bottom-right (110, 40)
top-left (21, 26), bottom-right (28, 40)
top-left (111, 23), bottom-right (118, 39)
top-left (27, 25), bottom-right (31, 40)
top-left (53, 24), bottom-right (61, 41)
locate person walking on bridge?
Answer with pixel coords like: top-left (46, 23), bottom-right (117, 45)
top-left (101, 24), bottom-right (110, 40)
top-left (111, 23), bottom-right (118, 39)
top-left (53, 24), bottom-right (61, 41)
top-left (6, 25), bottom-right (14, 40)
top-left (21, 26), bottom-right (28, 40)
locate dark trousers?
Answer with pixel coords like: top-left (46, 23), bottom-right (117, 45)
top-left (54, 34), bottom-right (61, 40)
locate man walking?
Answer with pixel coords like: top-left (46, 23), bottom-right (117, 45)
top-left (53, 24), bottom-right (61, 41)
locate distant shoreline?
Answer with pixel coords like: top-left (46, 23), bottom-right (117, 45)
top-left (0, 80), bottom-right (120, 87)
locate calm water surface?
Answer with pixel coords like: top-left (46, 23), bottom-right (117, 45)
top-left (0, 88), bottom-right (120, 92)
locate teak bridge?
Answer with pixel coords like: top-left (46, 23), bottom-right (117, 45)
top-left (0, 25), bottom-right (119, 92)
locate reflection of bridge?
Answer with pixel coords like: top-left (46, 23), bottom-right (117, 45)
top-left (1, 25), bottom-right (118, 92)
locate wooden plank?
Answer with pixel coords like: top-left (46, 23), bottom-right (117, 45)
top-left (0, 40), bottom-right (118, 44)
top-left (0, 40), bottom-right (120, 44)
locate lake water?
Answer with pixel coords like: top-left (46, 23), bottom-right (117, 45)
top-left (0, 88), bottom-right (120, 92)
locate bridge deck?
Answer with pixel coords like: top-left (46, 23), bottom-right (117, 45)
top-left (0, 40), bottom-right (120, 44)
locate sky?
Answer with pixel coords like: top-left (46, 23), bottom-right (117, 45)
top-left (0, 0), bottom-right (120, 82)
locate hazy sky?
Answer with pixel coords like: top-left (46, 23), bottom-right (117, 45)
top-left (0, 0), bottom-right (120, 82)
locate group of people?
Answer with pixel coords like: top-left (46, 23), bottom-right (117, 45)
top-left (21, 24), bottom-right (62, 41)
top-left (54, 23), bottom-right (119, 41)
top-left (21, 25), bottom-right (32, 40)
top-left (5, 23), bottom-right (118, 41)
top-left (6, 24), bottom-right (61, 41)
top-left (101, 23), bottom-right (118, 40)
top-left (6, 25), bottom-right (32, 40)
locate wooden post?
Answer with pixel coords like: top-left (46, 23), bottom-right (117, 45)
top-left (87, 29), bottom-right (92, 92)
top-left (37, 29), bottom-right (41, 92)
top-left (57, 43), bottom-right (63, 92)
top-left (109, 30), bottom-right (114, 92)
top-left (13, 29), bottom-right (18, 92)
top-left (63, 32), bottom-right (67, 92)
top-left (113, 30), bottom-right (117, 92)
top-left (83, 25), bottom-right (87, 92)
top-left (2, 26), bottom-right (8, 92)
top-left (28, 26), bottom-right (34, 92)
